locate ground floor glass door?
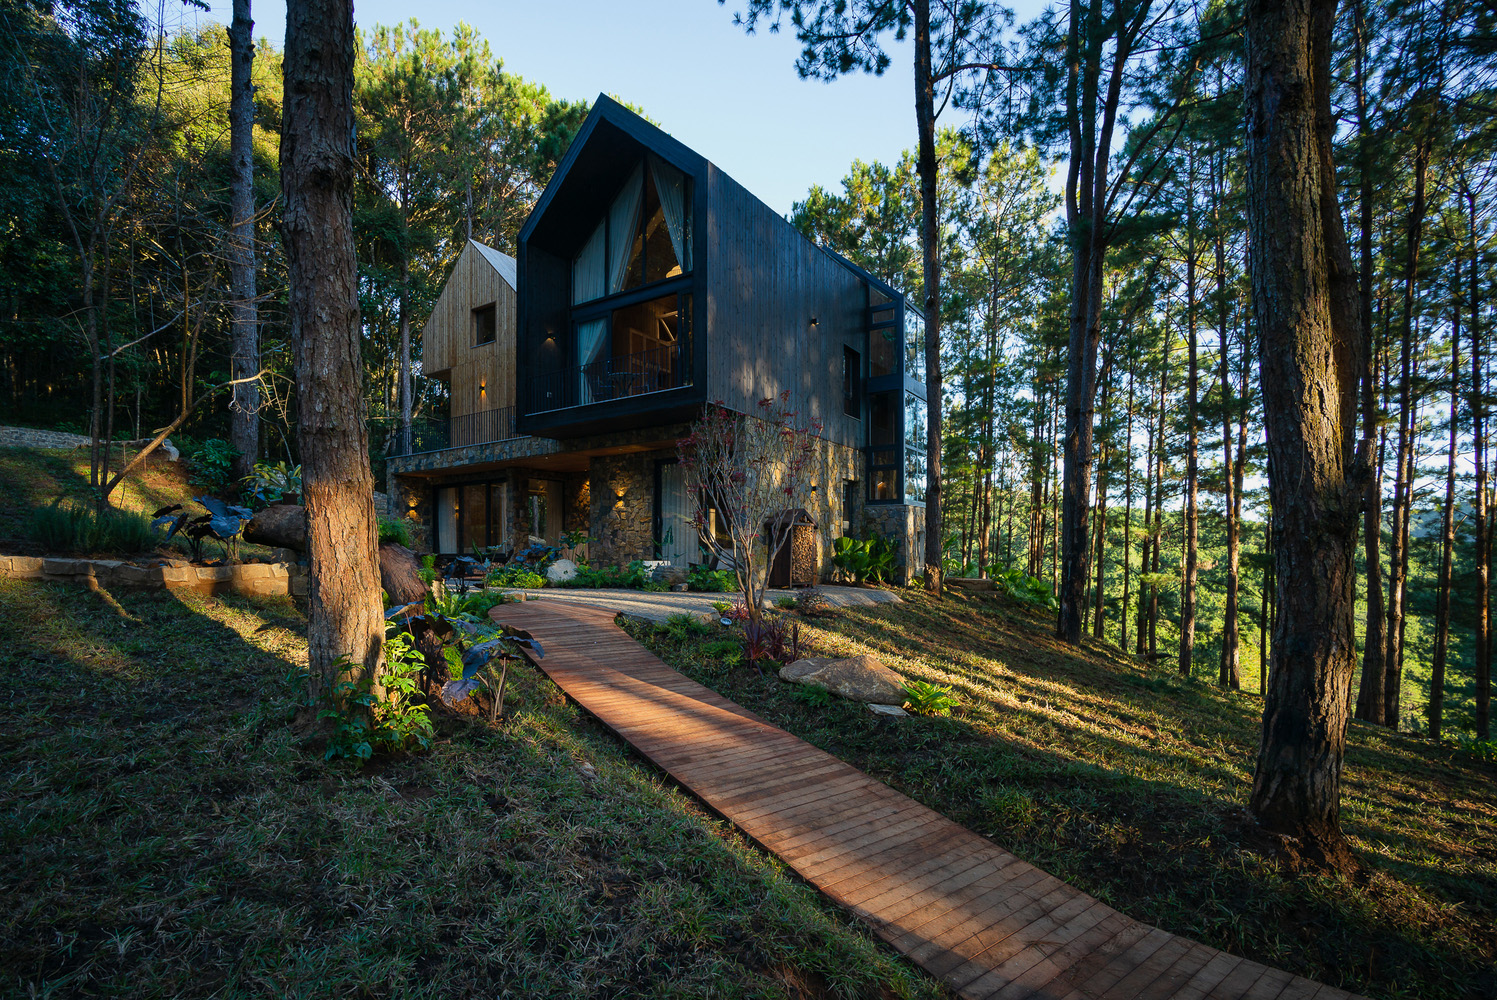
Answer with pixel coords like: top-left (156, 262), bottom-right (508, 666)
top-left (657, 461), bottom-right (692, 567)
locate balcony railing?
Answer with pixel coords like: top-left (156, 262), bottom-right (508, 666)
top-left (385, 406), bottom-right (521, 457)
top-left (527, 344), bottom-right (689, 415)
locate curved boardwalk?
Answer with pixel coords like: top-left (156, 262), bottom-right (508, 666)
top-left (495, 600), bottom-right (1364, 1000)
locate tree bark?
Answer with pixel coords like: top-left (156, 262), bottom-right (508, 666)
top-left (228, 0), bottom-right (259, 482)
top-left (1470, 186), bottom-right (1491, 741)
top-left (913, 0), bottom-right (944, 594)
top-left (1093, 359), bottom-right (1112, 639)
top-left (1245, 0), bottom-right (1363, 873)
top-left (1121, 357), bottom-right (1135, 652)
top-left (1180, 160), bottom-right (1200, 679)
top-left (281, 0), bottom-right (385, 703)
top-left (1430, 269), bottom-right (1460, 741)
top-left (1353, 0), bottom-right (1387, 724)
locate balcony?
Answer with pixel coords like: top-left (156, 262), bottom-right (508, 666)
top-left (386, 407), bottom-right (521, 457)
top-left (526, 345), bottom-right (690, 415)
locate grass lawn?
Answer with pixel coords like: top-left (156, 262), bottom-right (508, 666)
top-left (626, 590), bottom-right (1497, 1000)
top-left (0, 579), bottom-right (942, 999)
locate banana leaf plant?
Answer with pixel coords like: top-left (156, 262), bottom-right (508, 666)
top-left (384, 602), bottom-right (543, 720)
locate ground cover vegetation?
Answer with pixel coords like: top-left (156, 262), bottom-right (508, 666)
top-left (0, 579), bottom-right (946, 999)
top-left (628, 588), bottom-right (1497, 1000)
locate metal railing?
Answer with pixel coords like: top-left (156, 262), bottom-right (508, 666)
top-left (526, 344), bottom-right (689, 415)
top-left (385, 406), bottom-right (521, 457)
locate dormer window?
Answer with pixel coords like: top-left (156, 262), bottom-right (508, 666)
top-left (572, 157), bottom-right (691, 306)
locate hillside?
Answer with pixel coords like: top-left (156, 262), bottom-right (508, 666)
top-left (0, 447), bottom-right (196, 553)
top-left (628, 590), bottom-right (1497, 1000)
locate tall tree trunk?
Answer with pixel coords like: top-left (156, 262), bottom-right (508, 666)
top-left (1148, 363), bottom-right (1168, 659)
top-left (913, 0), bottom-right (944, 594)
top-left (282, 0), bottom-right (385, 703)
top-left (1121, 357), bottom-right (1135, 652)
top-left (1093, 360), bottom-right (1112, 639)
top-left (1468, 186), bottom-right (1491, 741)
top-left (1245, 0), bottom-right (1364, 873)
top-left (1383, 139), bottom-right (1432, 732)
top-left (228, 0), bottom-right (259, 481)
top-left (1215, 161), bottom-right (1242, 690)
top-left (1137, 368), bottom-right (1155, 655)
top-left (1180, 166), bottom-right (1201, 679)
top-left (1353, 0), bottom-right (1386, 723)
top-left (1430, 270), bottom-right (1460, 741)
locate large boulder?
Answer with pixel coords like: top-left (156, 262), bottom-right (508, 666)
top-left (244, 504), bottom-right (307, 551)
top-left (779, 654), bottom-right (906, 704)
top-left (379, 542), bottom-right (427, 605)
top-left (546, 558), bottom-right (578, 583)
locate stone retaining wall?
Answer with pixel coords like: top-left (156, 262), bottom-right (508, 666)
top-left (0, 425), bottom-right (93, 450)
top-left (0, 555), bottom-right (308, 597)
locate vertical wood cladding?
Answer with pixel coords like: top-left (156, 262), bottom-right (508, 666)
top-left (421, 241), bottom-right (517, 416)
top-left (704, 165), bottom-right (866, 451)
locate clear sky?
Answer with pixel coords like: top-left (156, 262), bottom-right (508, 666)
top-left (190, 0), bottom-right (1049, 216)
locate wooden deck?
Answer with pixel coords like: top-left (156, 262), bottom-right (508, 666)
top-left (495, 600), bottom-right (1365, 1000)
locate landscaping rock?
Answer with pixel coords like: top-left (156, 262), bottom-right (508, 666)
top-left (651, 563), bottom-right (688, 586)
top-left (546, 558), bottom-right (578, 583)
top-left (947, 577), bottom-right (996, 591)
top-left (779, 655), bottom-right (906, 704)
top-left (867, 703), bottom-right (909, 717)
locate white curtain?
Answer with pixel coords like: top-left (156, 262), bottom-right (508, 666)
top-left (653, 158), bottom-right (689, 273)
top-left (577, 317), bottom-right (608, 403)
top-left (572, 222), bottom-right (605, 305)
top-left (607, 163), bottom-right (644, 294)
top-left (658, 462), bottom-right (692, 567)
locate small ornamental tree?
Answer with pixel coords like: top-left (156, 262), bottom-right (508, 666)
top-left (679, 393), bottom-right (822, 622)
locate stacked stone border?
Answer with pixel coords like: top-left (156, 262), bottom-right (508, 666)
top-left (0, 555), bottom-right (307, 598)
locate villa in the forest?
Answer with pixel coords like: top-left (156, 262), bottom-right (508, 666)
top-left (385, 95), bottom-right (928, 583)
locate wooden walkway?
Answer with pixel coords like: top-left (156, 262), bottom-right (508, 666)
top-left (495, 601), bottom-right (1364, 1000)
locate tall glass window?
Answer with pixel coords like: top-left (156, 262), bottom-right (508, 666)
top-left (572, 157), bottom-right (691, 306)
top-left (904, 393), bottom-right (927, 503)
top-left (904, 310), bottom-right (926, 381)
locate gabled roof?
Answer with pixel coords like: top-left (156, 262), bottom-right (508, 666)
top-left (520, 95), bottom-right (708, 253)
top-left (469, 239), bottom-right (517, 289)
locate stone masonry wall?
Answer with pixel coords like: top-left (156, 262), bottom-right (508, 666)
top-left (0, 555), bottom-right (307, 597)
top-left (588, 451), bottom-right (660, 566)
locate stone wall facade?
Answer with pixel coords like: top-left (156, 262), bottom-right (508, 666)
top-left (863, 502), bottom-right (927, 586)
top-left (587, 450), bottom-right (664, 566)
top-left (0, 555), bottom-right (307, 597)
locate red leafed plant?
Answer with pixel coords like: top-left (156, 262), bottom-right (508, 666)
top-left (678, 392), bottom-right (822, 622)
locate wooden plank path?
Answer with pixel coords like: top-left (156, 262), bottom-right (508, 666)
top-left (496, 600), bottom-right (1364, 1000)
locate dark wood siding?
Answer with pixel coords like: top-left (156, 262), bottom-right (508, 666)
top-left (704, 165), bottom-right (866, 450)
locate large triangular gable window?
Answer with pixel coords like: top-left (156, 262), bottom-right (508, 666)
top-left (573, 156), bottom-right (691, 306)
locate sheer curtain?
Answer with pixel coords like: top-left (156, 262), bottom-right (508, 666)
top-left (573, 222), bottom-right (605, 304)
top-left (577, 318), bottom-right (608, 403)
top-left (607, 164), bottom-right (644, 294)
top-left (653, 158), bottom-right (690, 273)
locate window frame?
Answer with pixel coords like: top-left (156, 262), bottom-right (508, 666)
top-left (473, 302), bottom-right (497, 347)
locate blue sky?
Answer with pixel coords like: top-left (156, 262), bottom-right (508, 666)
top-left (190, 0), bottom-right (1049, 216)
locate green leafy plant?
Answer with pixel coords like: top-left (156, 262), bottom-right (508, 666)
top-left (795, 587), bottom-right (835, 618)
top-left (687, 564), bottom-right (738, 592)
top-left (903, 680), bottom-right (960, 716)
top-left (661, 612), bottom-right (712, 642)
top-left (709, 601), bottom-right (733, 615)
top-left (487, 563), bottom-right (547, 589)
top-left (320, 635), bottom-right (435, 761)
top-left (832, 532), bottom-right (897, 584)
top-left (790, 684), bottom-right (836, 708)
top-left (27, 500), bottom-right (157, 555)
top-left (377, 516), bottom-right (413, 547)
top-left (185, 437), bottom-right (239, 493)
top-left (990, 565), bottom-right (1058, 610)
top-left (564, 560), bottom-right (651, 589)
top-left (775, 595), bottom-right (797, 610)
top-left (242, 461), bottom-right (302, 508)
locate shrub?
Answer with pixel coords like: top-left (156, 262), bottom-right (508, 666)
top-left (687, 564), bottom-right (738, 592)
top-left (320, 638), bottom-right (435, 761)
top-left (903, 680), bottom-right (960, 716)
top-left (775, 595), bottom-right (797, 610)
top-left (832, 532), bottom-right (897, 584)
top-left (565, 560), bottom-right (651, 589)
top-left (27, 501), bottom-right (158, 555)
top-left (795, 587), bottom-right (835, 618)
top-left (184, 437), bottom-right (239, 493)
top-left (242, 461), bottom-right (301, 508)
top-left (377, 516), bottom-right (412, 547)
top-left (487, 564), bottom-right (547, 589)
